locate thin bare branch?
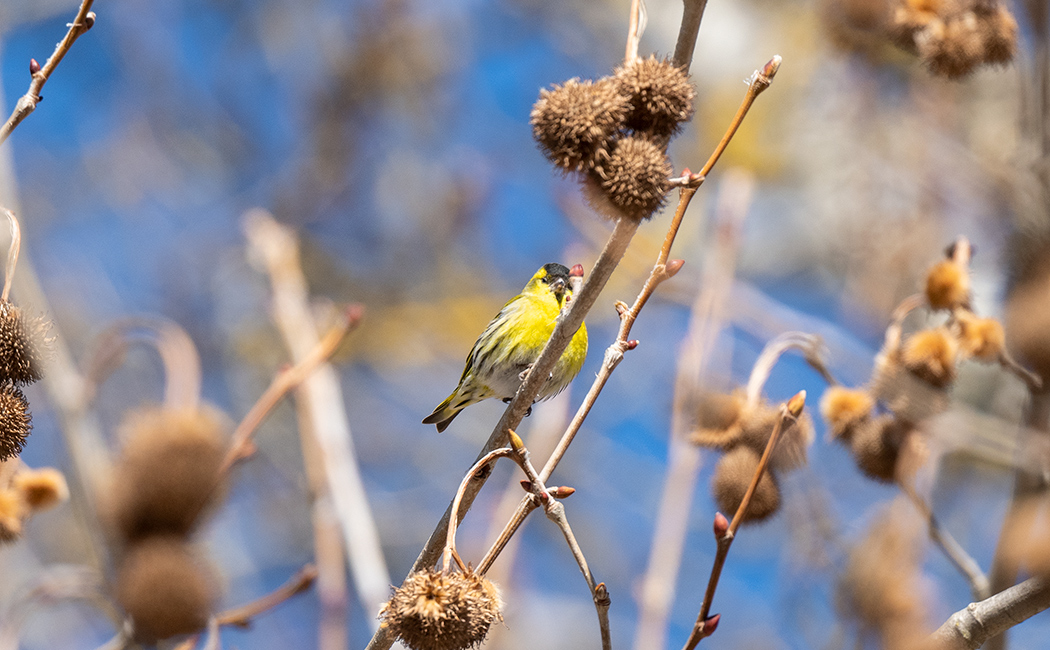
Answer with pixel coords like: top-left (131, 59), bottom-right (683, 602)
top-left (443, 448), bottom-right (515, 573)
top-left (625, 0), bottom-right (647, 63)
top-left (672, 0), bottom-right (711, 70)
top-left (683, 393), bottom-right (806, 649)
top-left (219, 306), bottom-right (363, 473)
top-left (0, 0), bottom-right (97, 146)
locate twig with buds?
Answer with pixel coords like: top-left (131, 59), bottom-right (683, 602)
top-left (443, 448), bottom-right (515, 574)
top-left (682, 392), bottom-right (806, 649)
top-left (170, 565), bottom-right (319, 650)
top-left (0, 0), bottom-right (97, 146)
top-left (506, 430), bottom-right (612, 650)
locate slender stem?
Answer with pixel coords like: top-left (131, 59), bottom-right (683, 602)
top-left (0, 0), bottom-right (96, 146)
top-left (443, 448), bottom-right (514, 573)
top-left (744, 332), bottom-right (828, 409)
top-left (930, 576), bottom-right (1050, 650)
top-left (672, 0), bottom-right (711, 71)
top-left (507, 432), bottom-right (611, 650)
top-left (219, 307), bottom-right (363, 474)
top-left (625, 0), bottom-right (645, 63)
top-left (171, 566), bottom-right (319, 650)
top-left (899, 482), bottom-right (990, 600)
top-left (1, 209), bottom-right (20, 303)
top-left (683, 393), bottom-right (806, 650)
top-left (81, 316), bottom-right (203, 412)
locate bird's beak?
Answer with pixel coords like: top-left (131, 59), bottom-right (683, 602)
top-left (550, 277), bottom-right (567, 296)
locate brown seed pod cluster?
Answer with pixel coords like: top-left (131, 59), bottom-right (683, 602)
top-left (531, 55), bottom-right (694, 221)
top-left (0, 465), bottom-right (70, 543)
top-left (380, 569), bottom-right (503, 650)
top-left (689, 390), bottom-right (812, 523)
top-left (106, 406), bottom-right (228, 643)
top-left (823, 0), bottom-right (1017, 78)
top-left (826, 239), bottom-right (1023, 483)
top-left (0, 300), bottom-right (51, 462)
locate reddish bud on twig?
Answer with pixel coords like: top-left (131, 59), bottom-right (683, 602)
top-left (762, 55), bottom-right (782, 79)
top-left (520, 480), bottom-right (532, 492)
top-left (702, 614), bottom-right (721, 636)
top-left (569, 264), bottom-right (584, 278)
top-left (29, 59), bottom-right (40, 75)
top-left (626, 340), bottom-right (639, 350)
top-left (595, 582), bottom-right (611, 606)
top-left (550, 486), bottom-right (576, 499)
top-left (665, 259), bottom-right (685, 278)
top-left (83, 13), bottom-right (96, 30)
top-left (713, 512), bottom-right (729, 539)
top-left (345, 303), bottom-right (365, 325)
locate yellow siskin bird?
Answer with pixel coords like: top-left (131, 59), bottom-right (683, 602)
top-left (423, 263), bottom-right (589, 432)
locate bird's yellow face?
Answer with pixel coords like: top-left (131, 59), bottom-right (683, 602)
top-left (524, 263), bottom-right (575, 307)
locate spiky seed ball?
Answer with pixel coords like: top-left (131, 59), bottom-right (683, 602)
top-left (978, 6), bottom-right (1017, 65)
top-left (587, 135), bottom-right (672, 221)
top-left (0, 383), bottom-right (31, 462)
top-left (917, 15), bottom-right (983, 79)
top-left (711, 446), bottom-right (781, 523)
top-left (690, 391), bottom-right (743, 449)
top-left (106, 407), bottom-right (227, 541)
top-left (925, 260), bottom-right (969, 310)
top-left (850, 416), bottom-right (907, 482)
top-left (0, 489), bottom-right (26, 542)
top-left (116, 537), bottom-right (216, 643)
top-left (380, 569), bottom-right (503, 650)
top-left (821, 386), bottom-right (874, 442)
top-left (901, 328), bottom-right (958, 387)
top-left (13, 467), bottom-right (68, 512)
top-left (530, 78), bottom-right (630, 172)
top-left (0, 301), bottom-right (49, 386)
top-left (957, 313), bottom-right (1005, 361)
top-left (615, 56), bottom-right (696, 138)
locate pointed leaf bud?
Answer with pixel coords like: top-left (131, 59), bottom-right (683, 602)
top-left (665, 259), bottom-right (685, 277)
top-left (713, 512), bottom-right (729, 539)
top-left (507, 429), bottom-right (525, 454)
top-left (29, 59), bottom-right (40, 75)
top-left (787, 391), bottom-right (806, 417)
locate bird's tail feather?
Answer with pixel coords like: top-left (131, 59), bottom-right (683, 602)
top-left (423, 392), bottom-right (467, 432)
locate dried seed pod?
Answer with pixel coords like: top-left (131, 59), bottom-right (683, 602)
top-left (850, 416), bottom-right (910, 482)
top-left (917, 15), bottom-right (984, 79)
top-left (380, 569), bottom-right (503, 650)
top-left (530, 78), bottom-right (630, 172)
top-left (837, 501), bottom-right (928, 644)
top-left (0, 383), bottom-right (31, 461)
top-left (925, 260), bottom-right (969, 310)
top-left (978, 5), bottom-right (1017, 65)
top-left (614, 56), bottom-right (696, 138)
top-left (586, 135), bottom-right (672, 221)
top-left (956, 312), bottom-right (1005, 361)
top-left (0, 488), bottom-right (26, 543)
top-left (0, 301), bottom-right (49, 386)
top-left (901, 328), bottom-right (958, 387)
top-left (107, 406), bottom-right (227, 541)
top-left (13, 467), bottom-right (68, 512)
top-left (690, 391), bottom-right (744, 449)
top-left (820, 386), bottom-right (874, 442)
top-left (116, 537), bottom-right (216, 643)
top-left (711, 446), bottom-right (781, 523)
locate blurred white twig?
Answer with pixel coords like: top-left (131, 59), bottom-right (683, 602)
top-left (243, 209), bottom-right (390, 628)
top-left (930, 576), bottom-right (1050, 650)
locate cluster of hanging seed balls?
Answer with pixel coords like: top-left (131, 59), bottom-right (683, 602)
top-left (0, 300), bottom-right (50, 462)
top-left (531, 55), bottom-right (695, 221)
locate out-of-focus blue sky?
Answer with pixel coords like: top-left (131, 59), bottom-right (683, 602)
top-left (0, 0), bottom-right (1045, 648)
